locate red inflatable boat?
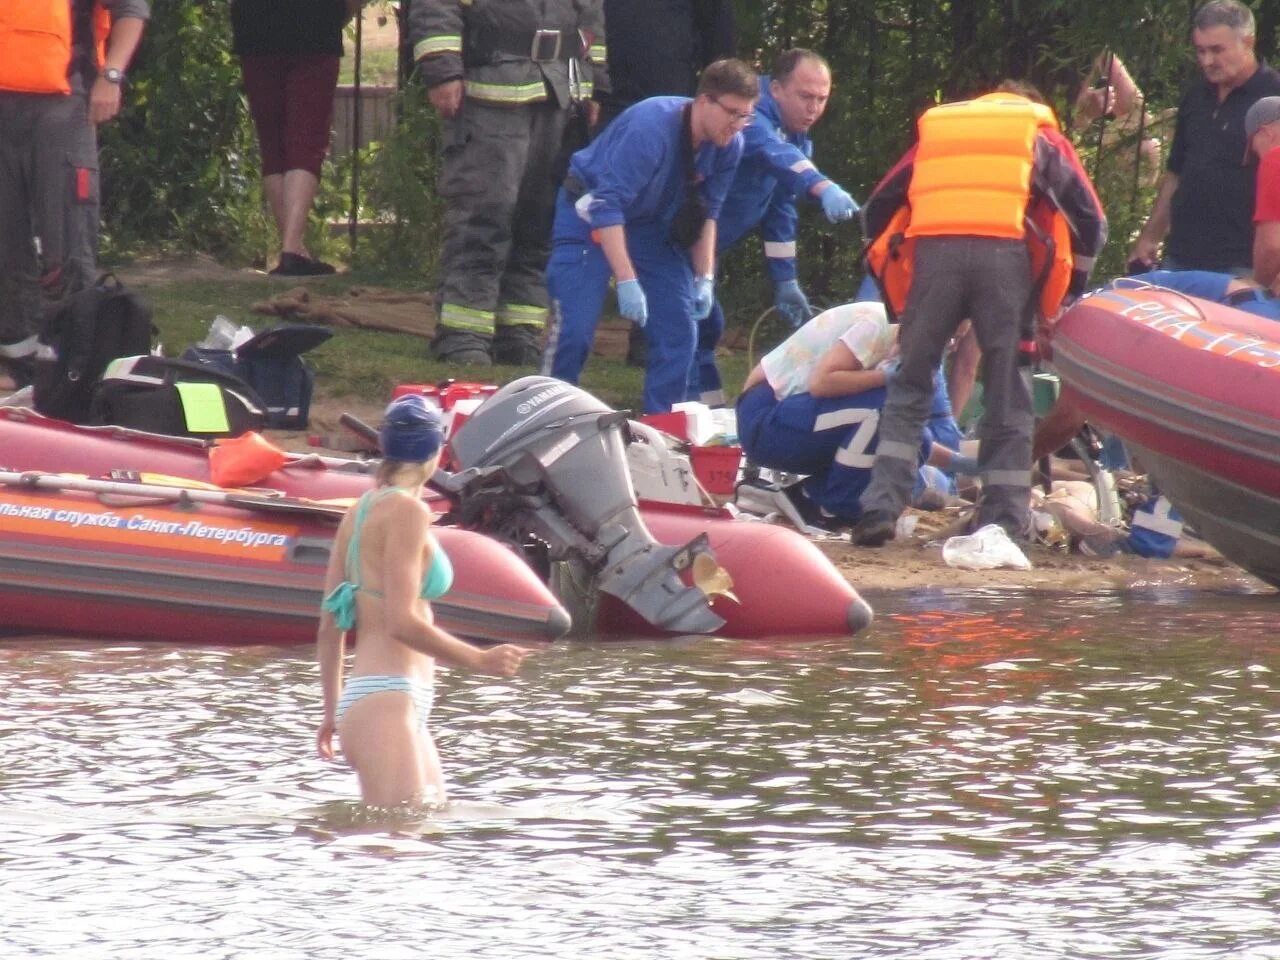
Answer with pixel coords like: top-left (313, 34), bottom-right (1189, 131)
top-left (0, 467), bottom-right (570, 646)
top-left (0, 406), bottom-right (872, 640)
top-left (1052, 283), bottom-right (1280, 587)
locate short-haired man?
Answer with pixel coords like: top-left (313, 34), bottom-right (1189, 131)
top-left (690, 48), bottom-right (860, 406)
top-left (1117, 96), bottom-right (1280, 321)
top-left (1129, 0), bottom-right (1280, 275)
top-left (1247, 95), bottom-right (1280, 289)
top-left (542, 59), bottom-right (758, 413)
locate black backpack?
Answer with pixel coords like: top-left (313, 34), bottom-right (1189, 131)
top-left (90, 354), bottom-right (267, 438)
top-left (33, 274), bottom-right (155, 423)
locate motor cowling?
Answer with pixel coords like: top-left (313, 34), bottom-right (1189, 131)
top-left (446, 377), bottom-right (725, 636)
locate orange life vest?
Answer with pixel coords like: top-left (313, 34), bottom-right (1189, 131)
top-left (0, 2), bottom-right (111, 96)
top-left (866, 93), bottom-right (1074, 321)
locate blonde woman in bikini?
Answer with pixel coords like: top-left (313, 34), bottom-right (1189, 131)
top-left (315, 395), bottom-right (530, 807)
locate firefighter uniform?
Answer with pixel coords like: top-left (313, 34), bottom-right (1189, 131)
top-left (854, 92), bottom-right (1107, 544)
top-left (540, 96), bottom-right (742, 413)
top-left (409, 0), bottom-right (608, 366)
top-left (0, 0), bottom-right (148, 354)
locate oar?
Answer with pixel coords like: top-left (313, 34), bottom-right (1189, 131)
top-left (0, 469), bottom-right (350, 520)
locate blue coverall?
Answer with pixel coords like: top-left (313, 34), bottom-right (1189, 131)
top-left (692, 76), bottom-right (834, 403)
top-left (542, 96), bottom-right (742, 413)
top-left (736, 380), bottom-right (933, 521)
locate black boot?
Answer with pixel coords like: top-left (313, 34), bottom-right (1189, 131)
top-left (431, 327), bottom-right (493, 366)
top-left (492, 324), bottom-right (543, 366)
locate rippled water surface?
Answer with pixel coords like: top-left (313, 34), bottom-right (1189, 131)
top-left (4, 589), bottom-right (1280, 959)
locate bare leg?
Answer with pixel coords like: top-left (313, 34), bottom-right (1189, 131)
top-left (263, 172), bottom-right (286, 241)
top-left (338, 693), bottom-right (429, 807)
top-left (418, 731), bottom-right (448, 805)
top-left (279, 168), bottom-right (320, 257)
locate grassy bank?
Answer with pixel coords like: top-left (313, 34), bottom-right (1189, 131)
top-left (113, 257), bottom-right (756, 415)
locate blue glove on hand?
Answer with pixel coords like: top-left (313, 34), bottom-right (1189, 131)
top-left (774, 279), bottom-right (813, 328)
top-left (692, 275), bottom-right (715, 321)
top-left (819, 183), bottom-right (859, 223)
top-left (876, 357), bottom-right (901, 384)
top-left (950, 453), bottom-right (979, 476)
top-left (616, 278), bottom-right (648, 327)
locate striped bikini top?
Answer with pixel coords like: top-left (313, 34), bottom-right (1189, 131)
top-left (321, 487), bottom-right (453, 631)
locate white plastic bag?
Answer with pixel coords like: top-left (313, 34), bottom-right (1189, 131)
top-left (941, 523), bottom-right (1032, 570)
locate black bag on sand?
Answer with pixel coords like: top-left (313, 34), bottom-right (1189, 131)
top-left (33, 273), bottom-right (155, 423)
top-left (183, 323), bottom-right (332, 430)
top-left (90, 355), bottom-right (267, 438)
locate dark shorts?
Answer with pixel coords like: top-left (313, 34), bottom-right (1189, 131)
top-left (240, 54), bottom-right (340, 177)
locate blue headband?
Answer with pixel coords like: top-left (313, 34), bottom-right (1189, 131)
top-left (380, 395), bottom-right (444, 462)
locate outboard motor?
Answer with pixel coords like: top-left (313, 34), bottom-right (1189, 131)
top-left (444, 376), bottom-right (725, 635)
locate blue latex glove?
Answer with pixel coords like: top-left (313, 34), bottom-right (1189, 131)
top-left (616, 278), bottom-right (648, 327)
top-left (819, 183), bottom-right (859, 223)
top-left (692, 275), bottom-right (715, 321)
top-left (774, 279), bottom-right (813, 328)
top-left (876, 357), bottom-right (901, 384)
top-left (950, 453), bottom-right (979, 475)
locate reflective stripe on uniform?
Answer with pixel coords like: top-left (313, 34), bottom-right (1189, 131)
top-left (1131, 496), bottom-right (1184, 538)
top-left (789, 159), bottom-right (816, 174)
top-left (764, 241), bottom-right (797, 259)
top-left (875, 439), bottom-right (918, 463)
top-left (440, 302), bottom-right (497, 333)
top-left (414, 35), bottom-right (462, 60)
top-left (465, 79), bottom-right (548, 103)
top-left (983, 469), bottom-right (1031, 487)
top-left (497, 303), bottom-right (548, 329)
top-left (589, 44), bottom-right (607, 62)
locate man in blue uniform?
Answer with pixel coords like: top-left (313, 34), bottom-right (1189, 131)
top-left (736, 301), bottom-right (974, 525)
top-left (541, 58), bottom-right (757, 413)
top-left (692, 49), bottom-right (859, 405)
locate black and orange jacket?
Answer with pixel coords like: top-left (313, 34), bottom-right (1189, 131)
top-left (0, 2), bottom-right (113, 95)
top-left (863, 92), bottom-right (1108, 320)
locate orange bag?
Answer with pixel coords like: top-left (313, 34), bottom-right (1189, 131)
top-left (208, 431), bottom-right (289, 488)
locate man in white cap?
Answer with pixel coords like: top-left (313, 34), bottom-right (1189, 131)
top-left (1246, 95), bottom-right (1280, 289)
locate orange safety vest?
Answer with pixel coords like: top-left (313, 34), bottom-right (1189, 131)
top-left (0, 2), bottom-right (111, 96)
top-left (866, 94), bottom-right (1074, 321)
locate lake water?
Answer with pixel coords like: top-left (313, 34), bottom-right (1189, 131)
top-left (3, 587), bottom-right (1279, 959)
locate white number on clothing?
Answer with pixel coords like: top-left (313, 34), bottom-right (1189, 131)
top-left (814, 407), bottom-right (880, 470)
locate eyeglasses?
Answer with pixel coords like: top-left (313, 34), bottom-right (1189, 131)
top-left (709, 96), bottom-right (755, 126)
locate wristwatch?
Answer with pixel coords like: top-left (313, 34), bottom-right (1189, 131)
top-left (101, 67), bottom-right (125, 85)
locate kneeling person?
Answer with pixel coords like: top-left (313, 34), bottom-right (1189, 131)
top-left (736, 301), bottom-right (974, 527)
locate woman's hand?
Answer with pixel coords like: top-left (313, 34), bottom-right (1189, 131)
top-left (474, 644), bottom-right (533, 677)
top-left (316, 716), bottom-right (338, 760)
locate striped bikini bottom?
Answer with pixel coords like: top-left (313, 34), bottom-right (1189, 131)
top-left (336, 675), bottom-right (434, 730)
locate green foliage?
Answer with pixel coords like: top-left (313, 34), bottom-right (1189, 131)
top-left (100, 3), bottom-right (265, 261)
top-left (102, 1), bottom-right (1274, 314)
top-left (348, 86), bottom-right (446, 278)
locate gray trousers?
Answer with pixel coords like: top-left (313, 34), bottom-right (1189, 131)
top-left (0, 90), bottom-right (99, 342)
top-left (860, 236), bottom-right (1035, 535)
top-left (435, 98), bottom-right (567, 335)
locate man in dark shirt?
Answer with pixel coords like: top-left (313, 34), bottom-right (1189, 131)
top-left (1130, 0), bottom-right (1280, 274)
top-left (598, 0), bottom-right (735, 129)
